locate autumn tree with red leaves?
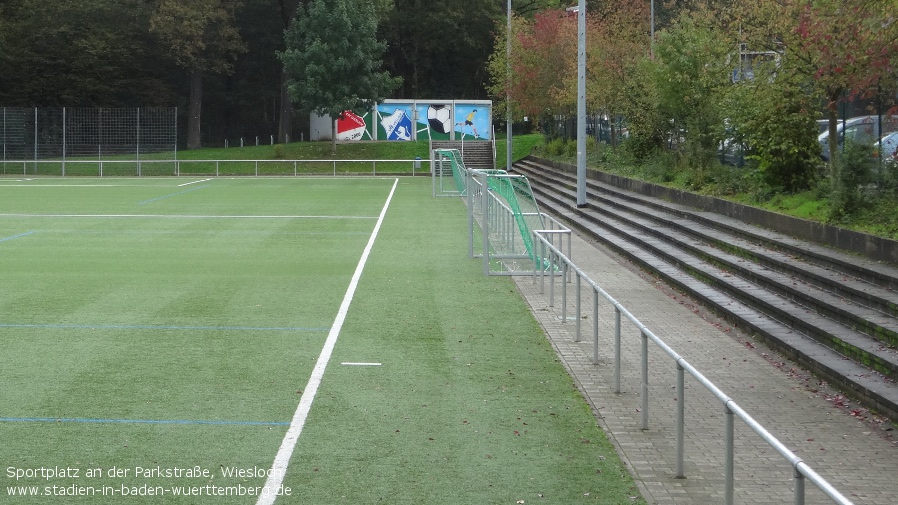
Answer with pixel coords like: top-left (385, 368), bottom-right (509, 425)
top-left (488, 9), bottom-right (578, 122)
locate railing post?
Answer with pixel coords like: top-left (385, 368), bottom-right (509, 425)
top-left (676, 363), bottom-right (686, 479)
top-left (725, 404), bottom-right (735, 505)
top-left (548, 249), bottom-right (555, 307)
top-left (592, 286), bottom-right (599, 364)
top-left (574, 274), bottom-right (582, 341)
top-left (641, 328), bottom-right (649, 430)
top-left (561, 260), bottom-right (568, 320)
top-left (793, 466), bottom-right (805, 505)
top-left (481, 172), bottom-right (490, 276)
top-left (614, 307), bottom-right (621, 393)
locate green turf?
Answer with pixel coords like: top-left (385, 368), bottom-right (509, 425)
top-left (0, 176), bottom-right (643, 504)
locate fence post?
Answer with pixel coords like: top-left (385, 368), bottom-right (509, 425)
top-left (549, 250), bottom-right (555, 307)
top-left (793, 466), bottom-right (805, 505)
top-left (641, 328), bottom-right (649, 430)
top-left (561, 260), bottom-right (568, 318)
top-left (62, 107), bottom-right (66, 177)
top-left (481, 172), bottom-right (490, 276)
top-left (592, 287), bottom-right (600, 364)
top-left (725, 404), bottom-right (735, 505)
top-left (614, 307), bottom-right (621, 393)
top-left (676, 363), bottom-right (686, 479)
top-left (575, 274), bottom-right (582, 341)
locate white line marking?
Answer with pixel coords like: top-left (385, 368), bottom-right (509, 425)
top-left (340, 362), bottom-right (382, 366)
top-left (256, 178), bottom-right (398, 505)
top-left (177, 178), bottom-right (212, 187)
top-left (0, 213), bottom-right (377, 220)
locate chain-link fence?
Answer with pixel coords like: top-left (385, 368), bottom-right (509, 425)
top-left (1, 107), bottom-right (177, 176)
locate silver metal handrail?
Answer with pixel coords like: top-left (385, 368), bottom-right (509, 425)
top-left (531, 230), bottom-right (854, 505)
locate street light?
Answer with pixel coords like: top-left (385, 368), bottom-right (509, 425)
top-left (576, 0), bottom-right (586, 207)
top-left (507, 0), bottom-right (512, 171)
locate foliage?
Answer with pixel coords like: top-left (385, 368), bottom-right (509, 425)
top-left (380, 0), bottom-right (502, 99)
top-left (618, 58), bottom-right (665, 162)
top-left (724, 65), bottom-right (822, 192)
top-left (488, 9), bottom-right (578, 121)
top-left (736, 0), bottom-right (898, 176)
top-left (0, 0), bottom-right (173, 106)
top-left (149, 0), bottom-right (245, 74)
top-left (280, 0), bottom-right (401, 152)
top-left (149, 0), bottom-right (246, 148)
top-left (581, 0), bottom-right (650, 147)
top-left (651, 10), bottom-right (733, 184)
top-left (829, 140), bottom-right (876, 220)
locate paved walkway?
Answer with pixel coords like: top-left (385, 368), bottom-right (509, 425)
top-left (512, 231), bottom-right (898, 505)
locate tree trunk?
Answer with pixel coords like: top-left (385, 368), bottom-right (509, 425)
top-left (187, 68), bottom-right (203, 150)
top-left (826, 90), bottom-right (841, 181)
top-left (278, 71), bottom-right (293, 143)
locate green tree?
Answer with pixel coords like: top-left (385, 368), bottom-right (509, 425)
top-left (149, 0), bottom-right (246, 149)
top-left (0, 0), bottom-right (173, 106)
top-left (380, 0), bottom-right (501, 98)
top-left (652, 10), bottom-right (732, 182)
top-left (280, 0), bottom-right (401, 153)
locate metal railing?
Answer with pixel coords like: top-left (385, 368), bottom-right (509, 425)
top-left (0, 159), bottom-right (430, 177)
top-left (530, 230), bottom-right (854, 505)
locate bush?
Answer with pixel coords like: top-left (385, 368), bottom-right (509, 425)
top-left (828, 140), bottom-right (875, 220)
top-left (544, 137), bottom-right (565, 156)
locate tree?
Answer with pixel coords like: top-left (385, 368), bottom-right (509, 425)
top-left (651, 10), bottom-right (733, 181)
top-left (280, 0), bottom-right (401, 153)
top-left (488, 9), bottom-right (578, 123)
top-left (275, 0), bottom-right (303, 144)
top-left (380, 0), bottom-right (502, 99)
top-left (0, 0), bottom-right (173, 106)
top-left (149, 0), bottom-right (246, 149)
top-left (582, 1), bottom-right (652, 147)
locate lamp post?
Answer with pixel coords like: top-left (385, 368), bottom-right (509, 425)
top-left (507, 0), bottom-right (512, 171)
top-left (651, 0), bottom-right (655, 57)
top-left (576, 0), bottom-right (586, 207)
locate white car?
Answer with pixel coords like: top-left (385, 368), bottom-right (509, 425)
top-left (818, 115), bottom-right (898, 160)
top-left (873, 131), bottom-right (898, 160)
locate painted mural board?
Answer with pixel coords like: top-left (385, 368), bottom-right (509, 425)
top-left (376, 103), bottom-right (415, 141)
top-left (311, 100), bottom-right (491, 141)
top-left (453, 104), bottom-right (488, 140)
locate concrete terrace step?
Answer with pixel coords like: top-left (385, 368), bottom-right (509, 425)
top-left (431, 140), bottom-right (494, 169)
top-left (511, 157), bottom-right (898, 421)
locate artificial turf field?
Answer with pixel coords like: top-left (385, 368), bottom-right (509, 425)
top-left (0, 176), bottom-right (644, 504)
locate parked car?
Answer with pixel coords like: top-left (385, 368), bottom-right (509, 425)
top-left (818, 115), bottom-right (898, 160)
top-left (873, 131), bottom-right (898, 160)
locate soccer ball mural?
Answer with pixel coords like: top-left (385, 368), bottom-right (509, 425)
top-left (427, 105), bottom-right (452, 134)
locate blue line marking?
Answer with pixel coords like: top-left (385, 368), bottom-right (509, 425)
top-left (0, 323), bottom-right (329, 332)
top-left (138, 185), bottom-right (208, 205)
top-left (0, 417), bottom-right (289, 426)
top-left (0, 230), bottom-right (36, 243)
